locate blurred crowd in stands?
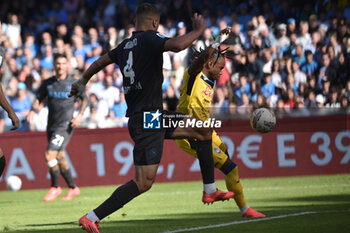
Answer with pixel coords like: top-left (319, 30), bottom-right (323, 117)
top-left (0, 0), bottom-right (349, 132)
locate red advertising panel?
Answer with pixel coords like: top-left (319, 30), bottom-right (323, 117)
top-left (0, 114), bottom-right (349, 190)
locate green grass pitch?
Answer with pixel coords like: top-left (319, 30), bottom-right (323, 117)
top-left (0, 174), bottom-right (349, 233)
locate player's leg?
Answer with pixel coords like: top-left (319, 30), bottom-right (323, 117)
top-left (57, 150), bottom-right (74, 187)
top-left (210, 132), bottom-right (245, 208)
top-left (80, 160), bottom-right (157, 232)
top-left (171, 120), bottom-right (215, 192)
top-left (57, 151), bottom-right (80, 200)
top-left (213, 133), bottom-right (265, 218)
top-left (223, 158), bottom-right (265, 217)
top-left (79, 165), bottom-right (146, 233)
top-left (79, 114), bottom-right (161, 232)
top-left (85, 164), bottom-right (157, 223)
top-left (43, 149), bottom-right (62, 201)
top-left (52, 129), bottom-right (80, 200)
top-left (169, 116), bottom-right (234, 203)
top-left (89, 128), bottom-right (161, 220)
top-left (0, 148), bottom-right (6, 178)
top-left (44, 130), bottom-right (66, 201)
top-left (46, 150), bottom-right (60, 187)
top-left (176, 137), bottom-right (244, 204)
top-left (176, 133), bottom-right (265, 217)
top-left (46, 150), bottom-right (60, 188)
top-left (57, 151), bottom-right (76, 190)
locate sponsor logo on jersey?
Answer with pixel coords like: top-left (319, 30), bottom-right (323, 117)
top-left (214, 147), bottom-right (221, 154)
top-left (202, 86), bottom-right (213, 98)
top-left (48, 91), bottom-right (70, 99)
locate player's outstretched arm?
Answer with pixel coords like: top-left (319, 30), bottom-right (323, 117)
top-left (164, 13), bottom-right (206, 52)
top-left (0, 43), bottom-right (19, 130)
top-left (188, 27), bottom-right (231, 77)
top-left (69, 53), bottom-right (113, 97)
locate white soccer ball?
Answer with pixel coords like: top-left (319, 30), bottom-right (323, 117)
top-left (250, 108), bottom-right (276, 133)
top-left (6, 175), bottom-right (22, 192)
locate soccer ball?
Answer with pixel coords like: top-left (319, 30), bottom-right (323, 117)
top-left (250, 108), bottom-right (276, 133)
top-left (6, 175), bottom-right (22, 192)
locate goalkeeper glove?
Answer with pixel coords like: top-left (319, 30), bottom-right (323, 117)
top-left (211, 27), bottom-right (231, 49)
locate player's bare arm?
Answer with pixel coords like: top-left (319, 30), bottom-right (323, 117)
top-left (70, 95), bottom-right (89, 128)
top-left (164, 13), bottom-right (206, 52)
top-left (0, 44), bottom-right (19, 130)
top-left (0, 84), bottom-right (19, 130)
top-left (69, 53), bottom-right (113, 97)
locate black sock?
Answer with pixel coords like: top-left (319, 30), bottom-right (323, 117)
top-left (0, 156), bottom-right (5, 178)
top-left (94, 180), bottom-right (140, 220)
top-left (60, 168), bottom-right (76, 189)
top-left (196, 139), bottom-right (215, 184)
top-left (49, 169), bottom-right (60, 187)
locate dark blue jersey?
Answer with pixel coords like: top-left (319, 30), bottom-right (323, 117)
top-left (37, 76), bottom-right (84, 130)
top-left (108, 30), bottom-right (168, 117)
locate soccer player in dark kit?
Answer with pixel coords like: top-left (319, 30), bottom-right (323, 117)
top-left (70, 3), bottom-right (234, 233)
top-left (0, 46), bottom-right (20, 178)
top-left (27, 54), bottom-right (88, 201)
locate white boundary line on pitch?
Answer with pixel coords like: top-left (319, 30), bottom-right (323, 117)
top-left (77, 183), bottom-right (350, 199)
top-left (146, 183), bottom-right (350, 196)
top-left (160, 209), bottom-right (350, 233)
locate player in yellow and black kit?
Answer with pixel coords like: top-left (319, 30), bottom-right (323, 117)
top-left (176, 31), bottom-right (266, 218)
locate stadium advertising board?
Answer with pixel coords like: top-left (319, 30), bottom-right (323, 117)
top-left (0, 115), bottom-right (349, 190)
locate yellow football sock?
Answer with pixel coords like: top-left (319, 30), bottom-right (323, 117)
top-left (225, 166), bottom-right (247, 209)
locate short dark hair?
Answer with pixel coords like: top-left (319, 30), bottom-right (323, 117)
top-left (304, 50), bottom-right (313, 57)
top-left (136, 3), bottom-right (159, 19)
top-left (247, 47), bottom-right (257, 54)
top-left (54, 53), bottom-right (67, 62)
